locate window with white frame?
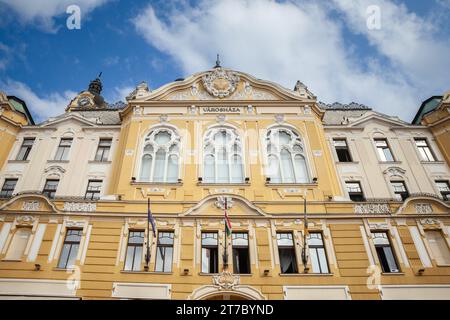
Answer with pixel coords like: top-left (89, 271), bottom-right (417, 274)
top-left (424, 230), bottom-right (450, 265)
top-left (139, 128), bottom-right (180, 183)
top-left (435, 180), bottom-right (450, 201)
top-left (414, 138), bottom-right (435, 162)
top-left (203, 127), bottom-right (244, 183)
top-left (307, 232), bottom-right (329, 274)
top-left (266, 127), bottom-right (309, 183)
top-left (54, 138), bottom-right (73, 161)
top-left (374, 138), bottom-right (394, 162)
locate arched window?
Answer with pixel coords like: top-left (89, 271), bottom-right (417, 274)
top-left (139, 128), bottom-right (180, 182)
top-left (266, 127), bottom-right (310, 183)
top-left (203, 127), bottom-right (244, 183)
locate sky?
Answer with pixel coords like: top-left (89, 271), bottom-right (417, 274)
top-left (0, 0), bottom-right (449, 123)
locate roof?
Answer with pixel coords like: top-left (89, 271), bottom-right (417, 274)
top-left (37, 109), bottom-right (121, 126)
top-left (412, 96), bottom-right (443, 125)
top-left (319, 101), bottom-right (371, 111)
top-left (7, 96), bottom-right (35, 125)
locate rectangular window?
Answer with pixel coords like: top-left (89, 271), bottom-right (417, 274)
top-left (155, 231), bottom-right (174, 272)
top-left (333, 139), bottom-right (352, 162)
top-left (391, 181), bottom-right (409, 201)
top-left (232, 232), bottom-right (250, 274)
top-left (307, 232), bottom-right (329, 274)
top-left (435, 180), bottom-right (450, 201)
top-left (54, 138), bottom-right (73, 161)
top-left (5, 228), bottom-right (31, 260)
top-left (346, 181), bottom-right (365, 202)
top-left (201, 232), bottom-right (218, 273)
top-left (425, 230), bottom-right (450, 265)
top-left (372, 232), bottom-right (399, 273)
top-left (94, 138), bottom-right (112, 162)
top-left (124, 231), bottom-right (144, 271)
top-left (415, 138), bottom-right (435, 162)
top-left (57, 229), bottom-right (82, 269)
top-left (375, 139), bottom-right (394, 162)
top-left (42, 179), bottom-right (59, 199)
top-left (84, 180), bottom-right (102, 200)
top-left (0, 178), bottom-right (18, 197)
top-left (16, 138), bottom-right (35, 161)
top-left (277, 232), bottom-right (298, 274)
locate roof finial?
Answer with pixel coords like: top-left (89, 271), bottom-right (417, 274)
top-left (98, 72), bottom-right (102, 78)
top-left (214, 54), bottom-right (221, 68)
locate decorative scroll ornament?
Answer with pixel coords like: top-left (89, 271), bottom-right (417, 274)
top-left (354, 203), bottom-right (391, 214)
top-left (213, 271), bottom-right (240, 290)
top-left (22, 201), bottom-right (40, 211)
top-left (202, 68), bottom-right (240, 98)
top-left (420, 218), bottom-right (440, 226)
top-left (16, 215), bottom-right (35, 226)
top-left (215, 196), bottom-right (233, 210)
top-left (63, 202), bottom-right (97, 212)
top-left (415, 203), bottom-right (433, 214)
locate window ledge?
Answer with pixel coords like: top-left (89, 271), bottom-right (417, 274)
top-left (1, 259), bottom-right (23, 262)
top-left (47, 160), bottom-right (69, 163)
top-left (335, 161), bottom-right (359, 165)
top-left (52, 267), bottom-right (76, 272)
top-left (279, 273), bottom-right (334, 276)
top-left (120, 270), bottom-right (173, 275)
top-left (381, 272), bottom-right (405, 276)
top-left (131, 181), bottom-right (183, 186)
top-left (421, 160), bottom-right (445, 164)
top-left (436, 264), bottom-right (450, 267)
top-left (199, 272), bottom-right (220, 276)
top-left (7, 160), bottom-right (30, 164)
top-left (378, 161), bottom-right (401, 165)
top-left (88, 160), bottom-right (111, 164)
top-left (197, 183), bottom-right (250, 187)
top-left (266, 183), bottom-right (318, 187)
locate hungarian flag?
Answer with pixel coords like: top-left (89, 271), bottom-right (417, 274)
top-left (224, 198), bottom-right (232, 236)
top-left (147, 198), bottom-right (156, 237)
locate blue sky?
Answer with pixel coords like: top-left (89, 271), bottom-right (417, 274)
top-left (0, 0), bottom-right (449, 122)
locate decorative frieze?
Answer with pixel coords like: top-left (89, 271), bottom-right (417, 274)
top-left (213, 271), bottom-right (240, 290)
top-left (354, 203), bottom-right (391, 214)
top-left (16, 215), bottom-right (35, 226)
top-left (215, 196), bottom-right (234, 210)
top-left (63, 202), bottom-right (97, 212)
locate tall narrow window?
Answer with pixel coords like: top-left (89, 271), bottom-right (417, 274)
top-left (266, 128), bottom-right (309, 183)
top-left (391, 181), bottom-right (409, 201)
top-left (333, 139), bottom-right (352, 162)
top-left (307, 233), bottom-right (329, 274)
top-left (16, 138), bottom-right (35, 161)
top-left (232, 233), bottom-right (250, 274)
top-left (346, 181), bottom-right (365, 201)
top-left (85, 180), bottom-right (102, 200)
top-left (5, 228), bottom-right (31, 260)
top-left (124, 231), bottom-right (144, 271)
top-left (203, 128), bottom-right (244, 183)
top-left (0, 178), bottom-right (18, 197)
top-left (415, 138), bottom-right (435, 161)
top-left (139, 129), bottom-right (180, 182)
top-left (54, 138), bottom-right (73, 161)
top-left (42, 179), bottom-right (59, 199)
top-left (94, 138), bottom-right (112, 161)
top-left (425, 230), bottom-right (450, 265)
top-left (277, 232), bottom-right (298, 274)
top-left (375, 139), bottom-right (394, 162)
top-left (435, 180), bottom-right (450, 201)
top-left (155, 231), bottom-right (174, 272)
top-left (57, 229), bottom-right (82, 269)
top-left (201, 232), bottom-right (218, 273)
top-left (372, 232), bottom-right (399, 273)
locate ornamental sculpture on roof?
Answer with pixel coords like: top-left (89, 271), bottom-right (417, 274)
top-left (202, 68), bottom-right (240, 98)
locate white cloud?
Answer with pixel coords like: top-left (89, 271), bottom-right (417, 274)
top-left (107, 85), bottom-right (134, 102)
top-left (0, 79), bottom-right (76, 122)
top-left (0, 0), bottom-right (110, 32)
top-left (132, 0), bottom-right (450, 121)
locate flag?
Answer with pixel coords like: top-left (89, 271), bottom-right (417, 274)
top-left (224, 198), bottom-right (232, 236)
top-left (147, 198), bottom-right (156, 237)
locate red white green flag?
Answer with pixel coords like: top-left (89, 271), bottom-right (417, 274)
top-left (224, 198), bottom-right (232, 236)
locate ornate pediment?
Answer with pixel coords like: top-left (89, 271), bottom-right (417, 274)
top-left (134, 68), bottom-right (314, 102)
top-left (0, 194), bottom-right (60, 213)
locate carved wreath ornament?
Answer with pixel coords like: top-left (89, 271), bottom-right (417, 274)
top-left (202, 68), bottom-right (240, 98)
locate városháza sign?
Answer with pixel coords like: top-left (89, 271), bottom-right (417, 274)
top-left (201, 106), bottom-right (242, 114)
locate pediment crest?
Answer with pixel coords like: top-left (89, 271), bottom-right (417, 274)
top-left (202, 68), bottom-right (240, 98)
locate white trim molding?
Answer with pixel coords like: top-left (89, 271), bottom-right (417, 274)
top-left (112, 282), bottom-right (171, 300)
top-left (283, 285), bottom-right (351, 300)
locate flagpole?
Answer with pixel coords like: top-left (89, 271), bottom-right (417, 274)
top-left (145, 197), bottom-right (151, 271)
top-left (302, 194), bottom-right (309, 273)
top-left (223, 197), bottom-right (229, 271)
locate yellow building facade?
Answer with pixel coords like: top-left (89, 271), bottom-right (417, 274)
top-left (0, 67), bottom-right (449, 300)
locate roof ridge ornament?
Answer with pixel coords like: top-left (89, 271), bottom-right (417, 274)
top-left (202, 68), bottom-right (240, 99)
top-left (214, 54), bottom-right (221, 68)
